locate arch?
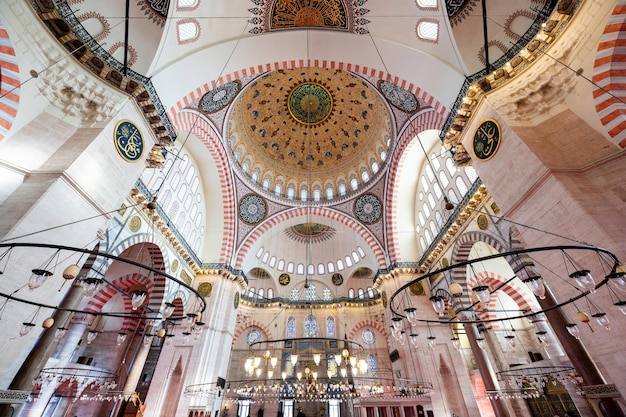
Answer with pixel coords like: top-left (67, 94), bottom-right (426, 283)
top-left (592, 1), bottom-right (626, 148)
top-left (0, 19), bottom-right (20, 142)
top-left (232, 320), bottom-right (274, 347)
top-left (168, 61), bottom-right (447, 124)
top-left (385, 110), bottom-right (446, 262)
top-left (234, 207), bottom-right (387, 269)
top-left (171, 112), bottom-right (236, 262)
top-left (349, 320), bottom-right (391, 350)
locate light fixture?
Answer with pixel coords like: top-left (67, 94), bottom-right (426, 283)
top-left (472, 284), bottom-right (491, 304)
top-left (270, 356), bottom-right (278, 368)
top-left (404, 307), bottom-right (418, 325)
top-left (313, 353), bottom-right (321, 365)
top-left (429, 295), bottom-right (446, 316)
top-left (451, 337), bottom-right (461, 350)
top-left (410, 333), bottom-right (419, 347)
top-left (569, 269), bottom-right (596, 293)
top-left (565, 323), bottom-right (580, 339)
top-left (83, 277), bottom-right (103, 298)
top-left (476, 337), bottom-right (486, 350)
top-left (87, 330), bottom-right (99, 344)
top-left (162, 302), bottom-right (176, 319)
top-left (131, 290), bottom-right (148, 310)
top-left (522, 275), bottom-right (546, 300)
top-left (290, 354), bottom-right (298, 366)
top-left (117, 332), bottom-right (128, 345)
top-left (607, 272), bottom-right (626, 294)
top-left (28, 268), bottom-right (53, 290)
top-left (592, 312), bottom-right (610, 330)
top-left (427, 336), bottom-right (436, 350)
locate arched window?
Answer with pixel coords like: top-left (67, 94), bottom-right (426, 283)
top-left (248, 287), bottom-right (255, 297)
top-left (306, 283), bottom-right (317, 301)
top-left (267, 288), bottom-right (274, 299)
top-left (326, 316), bottom-right (335, 336)
top-left (177, 20), bottom-right (200, 44)
top-left (257, 288), bottom-right (264, 300)
top-left (348, 288), bottom-right (355, 298)
top-left (416, 19), bottom-right (439, 43)
top-left (367, 287), bottom-right (374, 298)
top-left (358, 288), bottom-right (365, 299)
top-left (367, 354), bottom-right (377, 376)
top-left (286, 316), bottom-right (296, 338)
top-left (304, 314), bottom-right (318, 337)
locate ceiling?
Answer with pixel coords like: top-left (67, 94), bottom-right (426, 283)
top-left (59, 0), bottom-right (549, 292)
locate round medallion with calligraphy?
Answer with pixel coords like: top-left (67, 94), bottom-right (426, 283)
top-left (234, 292), bottom-right (240, 309)
top-left (198, 282), bottom-right (213, 297)
top-left (200, 81), bottom-right (241, 113)
top-left (477, 214), bottom-right (489, 230)
top-left (331, 273), bottom-right (343, 286)
top-left (472, 118), bottom-right (501, 161)
top-left (288, 82), bottom-right (333, 126)
top-left (279, 273), bottom-right (291, 286)
top-left (114, 120), bottom-right (144, 162)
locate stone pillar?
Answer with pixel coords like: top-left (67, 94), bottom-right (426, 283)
top-left (463, 323), bottom-right (510, 417)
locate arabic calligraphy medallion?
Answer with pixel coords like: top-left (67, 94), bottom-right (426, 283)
top-left (472, 118), bottom-right (501, 161)
top-left (114, 120), bottom-right (144, 162)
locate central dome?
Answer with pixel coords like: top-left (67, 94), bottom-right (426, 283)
top-left (227, 67), bottom-right (392, 201)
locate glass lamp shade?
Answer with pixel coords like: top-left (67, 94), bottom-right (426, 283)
top-left (20, 322), bottom-right (35, 336)
top-left (472, 285), bottom-right (491, 304)
top-left (281, 372), bottom-right (287, 380)
top-left (358, 359), bottom-right (368, 374)
top-left (570, 270), bottom-right (596, 293)
top-left (427, 336), bottom-right (436, 350)
top-left (245, 358), bottom-right (253, 370)
top-left (566, 323), bottom-right (580, 339)
top-left (409, 333), bottom-right (420, 347)
top-left (290, 354), bottom-right (298, 366)
top-left (131, 290), bottom-right (148, 310)
top-left (404, 307), bottom-right (418, 326)
top-left (270, 356), bottom-right (278, 368)
top-left (313, 353), bottom-right (321, 365)
top-left (349, 356), bottom-right (357, 367)
top-left (296, 372), bottom-right (302, 381)
top-left (340, 368), bottom-right (347, 378)
top-left (451, 337), bottom-right (461, 350)
top-left (54, 327), bottom-right (68, 342)
top-left (504, 335), bottom-right (516, 348)
top-left (83, 278), bottom-right (103, 298)
top-left (449, 282), bottom-right (463, 297)
top-left (87, 331), bottom-right (98, 344)
top-left (523, 277), bottom-right (546, 300)
top-left (351, 367), bottom-right (358, 377)
top-left (476, 337), bottom-right (486, 350)
top-left (327, 369), bottom-right (333, 379)
top-left (592, 312), bottom-right (610, 330)
top-left (186, 313), bottom-right (197, 326)
top-left (429, 295), bottom-right (446, 316)
top-left (607, 272), bottom-right (626, 294)
top-left (267, 370), bottom-right (274, 379)
top-left (117, 332), bottom-right (127, 345)
top-left (312, 371), bottom-right (318, 380)
top-left (615, 300), bottom-right (626, 315)
top-left (391, 317), bottom-right (403, 330)
top-left (334, 354), bottom-right (342, 365)
top-left (255, 368), bottom-right (262, 377)
top-left (254, 356), bottom-right (262, 368)
top-left (28, 269), bottom-right (53, 290)
top-left (536, 332), bottom-right (549, 345)
top-left (162, 302), bottom-right (176, 319)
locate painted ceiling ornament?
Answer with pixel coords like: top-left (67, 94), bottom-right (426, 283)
top-left (279, 273), bottom-right (291, 286)
top-left (248, 0), bottom-right (370, 34)
top-left (239, 194), bottom-right (268, 224)
top-left (288, 82), bottom-right (334, 126)
top-left (199, 81), bottom-right (241, 114)
top-left (354, 193), bottom-right (382, 224)
top-left (137, 0), bottom-right (169, 27)
top-left (378, 81), bottom-right (419, 113)
top-left (284, 223), bottom-right (336, 243)
top-left (445, 0), bottom-right (479, 28)
top-left (331, 273), bottom-right (343, 286)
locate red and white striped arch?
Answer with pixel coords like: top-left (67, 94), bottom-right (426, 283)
top-left (0, 19), bottom-right (20, 141)
top-left (232, 320), bottom-right (274, 347)
top-left (234, 207), bottom-right (387, 270)
top-left (349, 319), bottom-right (391, 350)
top-left (168, 60), bottom-right (447, 118)
top-left (592, 1), bottom-right (626, 148)
top-left (85, 272), bottom-right (154, 332)
top-left (171, 112), bottom-right (236, 263)
top-left (385, 110), bottom-right (446, 263)
top-left (449, 231), bottom-right (539, 329)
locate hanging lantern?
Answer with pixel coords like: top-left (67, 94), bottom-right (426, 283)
top-left (162, 302), bottom-right (176, 319)
top-left (476, 337), bottom-right (486, 350)
top-left (131, 290), bottom-right (148, 310)
top-left (404, 307), bottom-right (418, 326)
top-left (391, 317), bottom-right (403, 330)
top-left (472, 284), bottom-right (491, 304)
top-left (267, 370), bottom-right (274, 379)
top-left (117, 332), bottom-right (128, 345)
top-left (313, 353), bottom-right (321, 365)
top-left (54, 327), bottom-right (68, 342)
top-left (62, 264), bottom-right (80, 280)
top-left (429, 295), bottom-right (446, 316)
top-left (270, 356), bottom-right (278, 368)
top-left (20, 322), bottom-right (36, 336)
top-left (504, 335), bottom-right (516, 348)
top-left (607, 272), bottom-right (626, 294)
top-left (254, 356), bottom-right (262, 368)
top-left (28, 269), bottom-right (53, 290)
top-left (427, 336), bottom-right (437, 350)
top-left (592, 312), bottom-right (610, 330)
top-left (83, 278), bottom-right (103, 298)
top-left (334, 353), bottom-right (342, 365)
top-left (281, 372), bottom-right (287, 380)
top-left (451, 337), bottom-right (461, 350)
top-left (566, 323), bottom-right (580, 340)
top-left (614, 300), bottom-right (626, 315)
top-left (569, 270), bottom-right (596, 293)
top-left (290, 354), bottom-right (298, 366)
top-left (409, 333), bottom-right (420, 347)
top-left (523, 276), bottom-right (546, 300)
top-left (87, 330), bottom-right (99, 344)
top-left (255, 368), bottom-right (262, 378)
top-left (576, 311), bottom-right (590, 323)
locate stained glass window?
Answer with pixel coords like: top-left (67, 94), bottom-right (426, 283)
top-left (323, 288), bottom-right (332, 301)
top-left (367, 354), bottom-right (377, 376)
top-left (326, 316), bottom-right (335, 336)
top-left (362, 328), bottom-right (375, 345)
top-left (290, 288), bottom-right (299, 301)
top-left (246, 329), bottom-right (261, 345)
top-left (304, 314), bottom-right (318, 337)
top-left (306, 283), bottom-right (317, 301)
top-left (286, 316), bottom-right (296, 338)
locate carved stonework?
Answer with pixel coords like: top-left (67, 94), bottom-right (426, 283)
top-left (582, 384), bottom-right (622, 399)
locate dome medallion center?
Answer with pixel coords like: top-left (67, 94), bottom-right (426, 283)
top-left (288, 82), bottom-right (333, 126)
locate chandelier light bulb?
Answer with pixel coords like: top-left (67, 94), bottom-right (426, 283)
top-left (270, 356), bottom-right (278, 368)
top-left (391, 317), bottom-right (403, 330)
top-left (566, 323), bottom-right (580, 339)
top-left (131, 290), bottom-right (148, 310)
top-left (312, 371), bottom-right (318, 380)
top-left (404, 307), bottom-right (418, 326)
top-left (20, 322), bottom-right (35, 336)
top-left (162, 302), bottom-right (176, 319)
top-left (523, 276), bottom-right (546, 300)
top-left (255, 368), bottom-right (262, 378)
top-left (117, 332), bottom-right (127, 345)
top-left (429, 295), bottom-right (446, 316)
top-left (296, 372), bottom-right (302, 381)
top-left (349, 356), bottom-right (357, 367)
top-left (472, 284), bottom-right (491, 304)
top-left (290, 354), bottom-right (298, 366)
top-left (327, 369), bottom-right (333, 379)
top-left (313, 353), bottom-right (321, 365)
top-left (592, 312), bottom-right (610, 330)
top-left (607, 272), bottom-right (626, 294)
top-left (334, 354), bottom-right (342, 365)
top-left (87, 331), bottom-right (98, 344)
top-left (254, 356), bottom-right (262, 368)
top-left (281, 372), bottom-right (287, 380)
top-left (410, 333), bottom-right (419, 347)
top-left (267, 370), bottom-right (273, 379)
top-left (28, 269), bottom-right (53, 290)
top-left (341, 368), bottom-right (347, 378)
top-left (569, 270), bottom-right (596, 293)
top-left (351, 367), bottom-right (358, 377)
